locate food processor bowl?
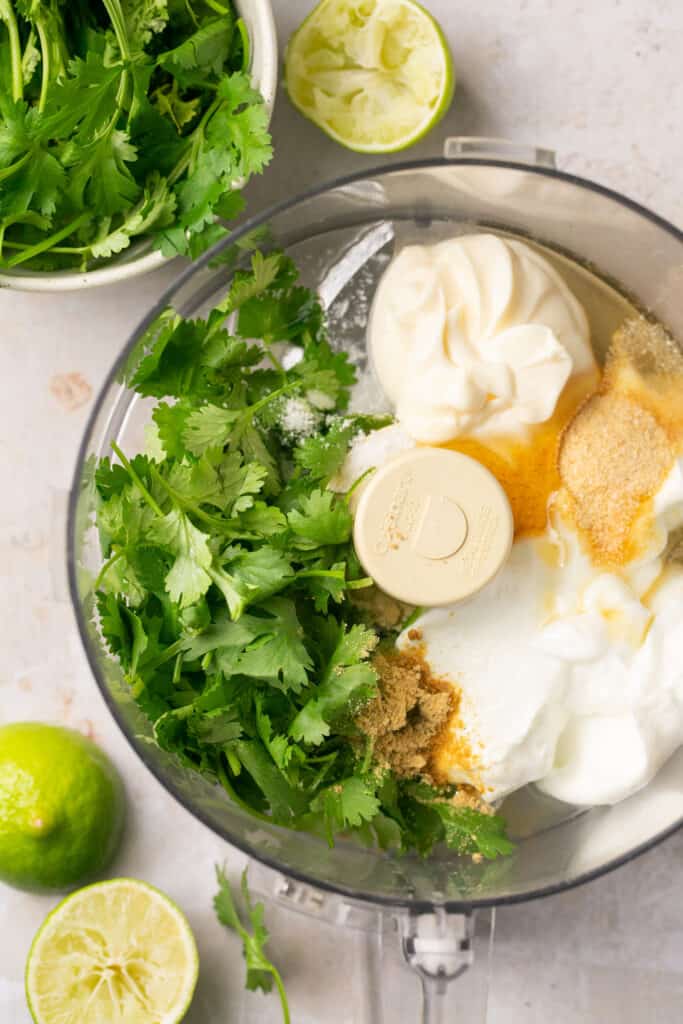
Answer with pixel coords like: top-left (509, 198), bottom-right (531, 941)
top-left (68, 140), bottom-right (683, 1019)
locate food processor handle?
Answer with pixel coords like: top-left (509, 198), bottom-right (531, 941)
top-left (443, 135), bottom-right (557, 168)
top-left (398, 908), bottom-right (495, 1023)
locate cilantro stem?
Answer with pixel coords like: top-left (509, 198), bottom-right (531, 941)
top-left (303, 752), bottom-right (338, 764)
top-left (401, 606), bottom-right (425, 631)
top-left (0, 151), bottom-right (31, 183)
top-left (183, 0), bottom-right (199, 27)
top-left (270, 968), bottom-right (291, 1024)
top-left (345, 466), bottom-right (376, 501)
top-left (168, 97), bottom-right (220, 185)
top-left (5, 213), bottom-right (90, 267)
top-left (0, 240), bottom-right (87, 254)
top-left (143, 637), bottom-right (186, 672)
top-left (295, 570), bottom-right (372, 590)
top-left (345, 577), bottom-right (374, 590)
top-left (235, 17), bottom-right (250, 73)
top-left (94, 548), bottom-right (125, 590)
top-left (261, 339), bottom-right (285, 377)
top-left (147, 465), bottom-right (237, 536)
top-left (249, 379), bottom-right (300, 416)
top-left (111, 441), bottom-right (165, 517)
top-left (100, 0), bottom-right (132, 134)
top-left (295, 569), bottom-right (345, 581)
top-left (101, 0), bottom-right (131, 61)
top-left (1, 2), bottom-right (23, 101)
top-left (203, 0), bottom-right (231, 14)
top-left (35, 19), bottom-right (51, 113)
top-left (146, 466), bottom-right (263, 539)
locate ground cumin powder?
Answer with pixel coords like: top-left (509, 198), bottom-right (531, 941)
top-left (355, 645), bottom-right (482, 790)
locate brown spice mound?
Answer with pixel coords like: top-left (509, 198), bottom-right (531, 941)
top-left (356, 650), bottom-right (453, 779)
top-left (558, 390), bottom-right (672, 564)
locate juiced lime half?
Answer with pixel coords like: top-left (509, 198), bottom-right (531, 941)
top-left (26, 878), bottom-right (199, 1024)
top-left (285, 0), bottom-right (455, 153)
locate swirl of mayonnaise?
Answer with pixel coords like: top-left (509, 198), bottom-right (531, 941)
top-left (369, 233), bottom-right (597, 442)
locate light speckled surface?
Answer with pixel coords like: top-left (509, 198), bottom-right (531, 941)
top-left (2, 2), bottom-right (682, 1021)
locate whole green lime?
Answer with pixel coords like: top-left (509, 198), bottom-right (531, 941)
top-left (0, 723), bottom-right (125, 892)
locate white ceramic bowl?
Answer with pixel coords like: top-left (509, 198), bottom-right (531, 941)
top-left (0, 0), bottom-right (278, 293)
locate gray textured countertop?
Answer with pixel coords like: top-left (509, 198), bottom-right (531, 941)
top-left (2, 2), bottom-right (682, 1021)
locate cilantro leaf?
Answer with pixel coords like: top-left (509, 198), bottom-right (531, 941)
top-left (152, 402), bottom-right (191, 460)
top-left (238, 284), bottom-right (325, 347)
top-left (222, 250), bottom-right (285, 311)
top-left (214, 867), bottom-right (291, 1024)
top-left (154, 507), bottom-right (213, 608)
top-left (287, 490), bottom-right (352, 547)
top-left (235, 598), bottom-right (312, 692)
top-left (88, 174), bottom-right (176, 260)
top-left (63, 130), bottom-right (142, 217)
top-left (406, 783), bottom-right (515, 860)
top-left (158, 16), bottom-right (234, 81)
top-left (290, 624), bottom-right (377, 744)
top-left (310, 777), bottom-right (381, 845)
top-left (183, 403), bottom-right (241, 455)
top-left (255, 695), bottom-right (301, 775)
top-left (37, 55), bottom-right (123, 144)
top-left (130, 318), bottom-right (207, 398)
top-left (97, 592), bottom-right (148, 673)
top-left (294, 413), bottom-right (393, 483)
top-left (434, 804), bottom-right (515, 860)
top-left (236, 502), bottom-right (287, 538)
top-left (209, 545), bottom-right (293, 619)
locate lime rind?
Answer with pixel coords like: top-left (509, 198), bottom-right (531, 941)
top-left (285, 0), bottom-right (455, 153)
top-left (0, 723), bottom-right (125, 892)
top-left (26, 878), bottom-right (199, 1024)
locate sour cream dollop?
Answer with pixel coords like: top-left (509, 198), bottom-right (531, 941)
top-left (369, 233), bottom-right (597, 443)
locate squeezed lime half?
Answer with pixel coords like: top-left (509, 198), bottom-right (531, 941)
top-left (26, 878), bottom-right (199, 1024)
top-left (285, 0), bottom-right (455, 153)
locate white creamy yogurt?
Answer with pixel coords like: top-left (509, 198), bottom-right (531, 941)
top-left (538, 569), bottom-right (683, 805)
top-left (369, 233), bottom-right (597, 443)
top-left (397, 475), bottom-right (683, 807)
top-left (400, 539), bottom-right (570, 801)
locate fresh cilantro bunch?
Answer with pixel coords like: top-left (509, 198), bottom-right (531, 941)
top-left (94, 250), bottom-right (513, 862)
top-left (0, 0), bottom-right (271, 271)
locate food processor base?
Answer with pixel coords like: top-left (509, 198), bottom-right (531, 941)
top-left (246, 858), bottom-right (496, 1023)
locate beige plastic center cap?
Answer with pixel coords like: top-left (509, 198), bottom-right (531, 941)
top-left (353, 448), bottom-right (514, 607)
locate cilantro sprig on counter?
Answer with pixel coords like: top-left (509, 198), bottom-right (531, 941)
top-left (0, 0), bottom-right (271, 271)
top-left (215, 867), bottom-right (290, 1024)
top-left (94, 250), bottom-right (513, 861)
